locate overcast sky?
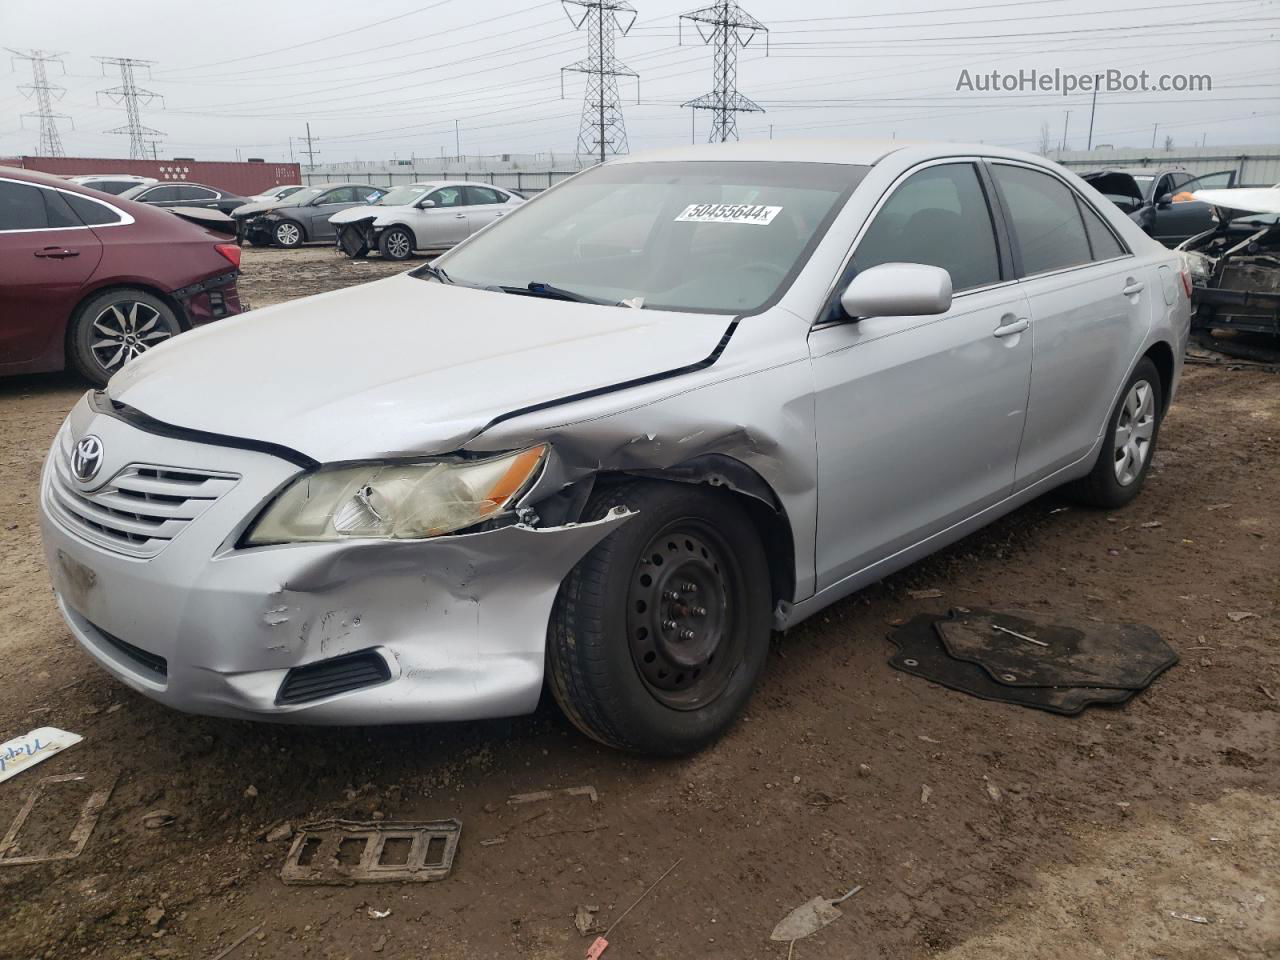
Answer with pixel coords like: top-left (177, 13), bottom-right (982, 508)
top-left (2, 0), bottom-right (1277, 164)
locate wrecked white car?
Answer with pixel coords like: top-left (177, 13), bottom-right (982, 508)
top-left (330, 181), bottom-right (524, 260)
top-left (1180, 186), bottom-right (1280, 349)
top-left (39, 141), bottom-right (1189, 755)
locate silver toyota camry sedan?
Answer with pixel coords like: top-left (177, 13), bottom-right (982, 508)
top-left (39, 140), bottom-right (1190, 755)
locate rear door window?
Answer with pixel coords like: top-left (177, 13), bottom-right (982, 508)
top-left (990, 164), bottom-right (1092, 276)
top-left (0, 181), bottom-right (53, 230)
top-left (140, 186), bottom-right (181, 202)
top-left (174, 185), bottom-right (217, 201)
top-left (464, 185), bottom-right (505, 205)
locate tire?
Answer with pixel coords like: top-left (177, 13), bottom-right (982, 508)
top-left (68, 288), bottom-right (181, 387)
top-left (272, 220), bottom-right (304, 248)
top-left (547, 480), bottom-right (772, 755)
top-left (1066, 357), bottom-right (1164, 508)
top-left (378, 226), bottom-right (415, 261)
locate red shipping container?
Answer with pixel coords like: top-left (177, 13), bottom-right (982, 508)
top-left (0, 156), bottom-right (301, 197)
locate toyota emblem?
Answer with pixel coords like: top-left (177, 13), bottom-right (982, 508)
top-left (71, 435), bottom-right (104, 483)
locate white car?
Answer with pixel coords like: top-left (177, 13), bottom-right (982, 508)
top-left (329, 181), bottom-right (524, 260)
top-left (68, 174), bottom-right (159, 196)
top-left (246, 184), bottom-right (305, 204)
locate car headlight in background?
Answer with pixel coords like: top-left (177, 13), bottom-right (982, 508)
top-left (245, 445), bottom-right (547, 545)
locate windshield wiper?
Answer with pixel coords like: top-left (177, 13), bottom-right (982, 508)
top-left (415, 263), bottom-right (453, 284)
top-left (500, 281), bottom-right (615, 306)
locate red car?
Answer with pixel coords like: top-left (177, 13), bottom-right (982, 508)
top-left (0, 167), bottom-right (244, 385)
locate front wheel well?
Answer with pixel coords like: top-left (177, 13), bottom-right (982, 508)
top-left (591, 461), bottom-right (796, 611)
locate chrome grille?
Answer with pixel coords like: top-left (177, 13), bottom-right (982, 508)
top-left (47, 427), bottom-right (239, 559)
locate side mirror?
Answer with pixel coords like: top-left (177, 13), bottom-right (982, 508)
top-left (840, 262), bottom-right (953, 319)
top-left (1157, 193), bottom-right (1173, 208)
top-left (417, 198), bottom-right (437, 208)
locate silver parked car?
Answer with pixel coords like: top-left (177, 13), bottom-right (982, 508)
top-left (39, 140), bottom-right (1189, 755)
top-left (329, 181), bottom-right (525, 260)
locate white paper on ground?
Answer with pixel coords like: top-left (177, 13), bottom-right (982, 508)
top-left (0, 727), bottom-right (83, 784)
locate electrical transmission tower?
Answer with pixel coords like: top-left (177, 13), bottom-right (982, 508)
top-left (561, 0), bottom-right (638, 164)
top-left (95, 57), bottom-right (165, 159)
top-left (7, 49), bottom-right (71, 157)
top-left (680, 1), bottom-right (768, 143)
top-left (298, 122), bottom-right (320, 168)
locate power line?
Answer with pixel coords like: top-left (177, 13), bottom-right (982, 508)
top-left (680, 0), bottom-right (768, 143)
top-left (561, 0), bottom-right (639, 163)
top-left (95, 56), bottom-right (164, 159)
top-left (6, 48), bottom-right (71, 157)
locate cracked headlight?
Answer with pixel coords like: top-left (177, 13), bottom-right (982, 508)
top-left (245, 445), bottom-right (547, 545)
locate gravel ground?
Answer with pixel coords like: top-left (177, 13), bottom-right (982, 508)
top-left (0, 246), bottom-right (1276, 960)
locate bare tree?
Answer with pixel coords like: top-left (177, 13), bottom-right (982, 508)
top-left (1038, 121), bottom-right (1052, 156)
top-left (1163, 135), bottom-right (1175, 152)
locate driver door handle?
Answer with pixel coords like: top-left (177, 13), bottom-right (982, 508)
top-left (993, 317), bottom-right (1030, 338)
top-left (35, 246), bottom-right (80, 259)
top-left (454, 213), bottom-right (466, 219)
top-left (1123, 279), bottom-right (1145, 296)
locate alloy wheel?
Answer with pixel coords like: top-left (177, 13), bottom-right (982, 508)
top-left (90, 301), bottom-right (172, 373)
top-left (625, 522), bottom-right (740, 710)
top-left (385, 230), bottom-right (412, 259)
top-left (275, 222), bottom-right (301, 246)
top-left (1113, 379), bottom-right (1156, 485)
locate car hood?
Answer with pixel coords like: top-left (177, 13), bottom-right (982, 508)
top-left (1193, 186), bottom-right (1280, 218)
top-left (231, 198), bottom-right (294, 218)
top-left (106, 273), bottom-right (732, 462)
top-left (329, 204), bottom-right (411, 225)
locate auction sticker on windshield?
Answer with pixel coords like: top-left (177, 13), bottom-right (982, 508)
top-left (675, 203), bottom-right (782, 225)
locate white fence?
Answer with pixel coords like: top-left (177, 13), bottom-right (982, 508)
top-left (1050, 145), bottom-right (1280, 186)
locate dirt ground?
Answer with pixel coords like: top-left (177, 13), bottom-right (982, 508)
top-left (0, 246), bottom-right (1276, 960)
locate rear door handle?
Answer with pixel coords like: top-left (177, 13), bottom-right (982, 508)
top-left (34, 246), bottom-right (79, 259)
top-left (454, 213), bottom-right (466, 219)
top-left (1123, 279), bottom-right (1145, 296)
top-left (993, 317), bottom-right (1030, 338)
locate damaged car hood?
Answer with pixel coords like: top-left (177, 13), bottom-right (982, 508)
top-left (329, 204), bottom-right (398, 225)
top-left (1192, 186), bottom-right (1280, 219)
top-left (106, 273), bottom-right (734, 462)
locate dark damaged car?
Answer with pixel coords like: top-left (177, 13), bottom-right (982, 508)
top-left (233, 183), bottom-right (385, 248)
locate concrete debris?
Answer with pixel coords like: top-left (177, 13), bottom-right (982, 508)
top-left (1226, 611), bottom-right (1259, 622)
top-left (265, 822), bottom-right (294, 843)
top-left (574, 904), bottom-right (599, 935)
top-left (509, 785), bottom-right (598, 806)
top-left (920, 785), bottom-right (932, 804)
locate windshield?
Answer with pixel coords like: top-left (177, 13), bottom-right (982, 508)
top-left (119, 184), bottom-right (148, 200)
top-left (425, 161), bottom-right (867, 314)
top-left (277, 187), bottom-right (325, 206)
top-left (270, 185), bottom-right (302, 198)
top-left (376, 185), bottom-right (431, 206)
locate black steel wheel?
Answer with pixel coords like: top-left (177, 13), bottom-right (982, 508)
top-left (626, 524), bottom-right (739, 710)
top-left (547, 480), bottom-right (772, 755)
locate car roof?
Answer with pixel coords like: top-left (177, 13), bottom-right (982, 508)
top-left (611, 138), bottom-right (1084, 169)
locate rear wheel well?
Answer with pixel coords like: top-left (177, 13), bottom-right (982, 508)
top-left (1143, 341), bottom-right (1175, 415)
top-left (65, 282), bottom-right (189, 366)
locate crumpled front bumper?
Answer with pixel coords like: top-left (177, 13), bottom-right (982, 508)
top-left (38, 395), bottom-right (628, 724)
